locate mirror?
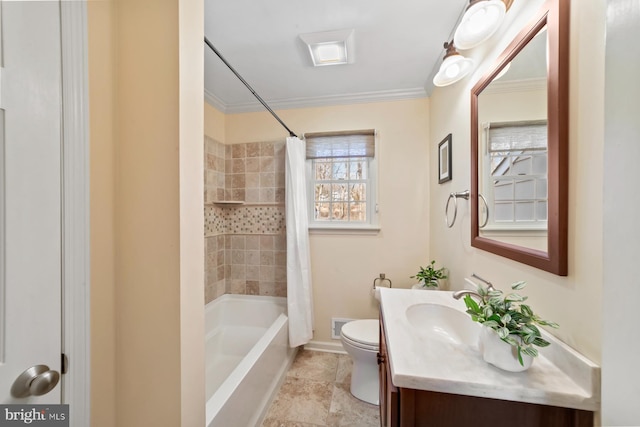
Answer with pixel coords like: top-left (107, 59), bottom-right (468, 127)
top-left (471, 0), bottom-right (569, 275)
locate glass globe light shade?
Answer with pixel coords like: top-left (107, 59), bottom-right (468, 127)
top-left (454, 0), bottom-right (507, 50)
top-left (433, 53), bottom-right (474, 87)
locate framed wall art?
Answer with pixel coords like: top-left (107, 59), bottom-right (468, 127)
top-left (438, 133), bottom-right (452, 184)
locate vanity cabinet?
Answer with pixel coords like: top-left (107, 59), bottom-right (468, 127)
top-left (378, 316), bottom-right (399, 427)
top-left (378, 314), bottom-right (594, 427)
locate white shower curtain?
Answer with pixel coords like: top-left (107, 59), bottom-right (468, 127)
top-left (285, 136), bottom-right (314, 347)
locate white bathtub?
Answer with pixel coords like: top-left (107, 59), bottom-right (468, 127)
top-left (205, 294), bottom-right (296, 427)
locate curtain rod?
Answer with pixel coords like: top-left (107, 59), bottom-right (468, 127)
top-left (204, 37), bottom-right (299, 139)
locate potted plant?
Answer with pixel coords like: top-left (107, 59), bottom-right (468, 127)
top-left (410, 260), bottom-right (447, 289)
top-left (462, 281), bottom-right (559, 372)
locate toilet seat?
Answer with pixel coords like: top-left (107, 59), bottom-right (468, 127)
top-left (341, 319), bottom-right (379, 351)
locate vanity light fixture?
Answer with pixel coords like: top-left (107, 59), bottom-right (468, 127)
top-left (453, 0), bottom-right (514, 50)
top-left (299, 29), bottom-right (355, 67)
top-left (433, 42), bottom-right (475, 87)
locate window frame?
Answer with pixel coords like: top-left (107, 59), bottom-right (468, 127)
top-left (305, 133), bottom-right (379, 234)
top-left (480, 120), bottom-right (549, 233)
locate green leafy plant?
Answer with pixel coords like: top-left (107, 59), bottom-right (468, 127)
top-left (410, 260), bottom-right (447, 288)
top-left (463, 281), bottom-right (559, 366)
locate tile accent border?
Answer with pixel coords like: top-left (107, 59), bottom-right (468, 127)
top-left (204, 205), bottom-right (286, 237)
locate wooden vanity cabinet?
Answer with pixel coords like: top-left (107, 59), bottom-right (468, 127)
top-left (378, 314), bottom-right (594, 427)
top-left (378, 316), bottom-right (399, 426)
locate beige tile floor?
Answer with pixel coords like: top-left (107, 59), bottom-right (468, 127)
top-left (262, 349), bottom-right (380, 427)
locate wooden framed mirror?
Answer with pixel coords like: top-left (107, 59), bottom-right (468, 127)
top-left (471, 0), bottom-right (569, 275)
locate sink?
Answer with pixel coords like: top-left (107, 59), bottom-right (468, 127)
top-left (405, 303), bottom-right (480, 346)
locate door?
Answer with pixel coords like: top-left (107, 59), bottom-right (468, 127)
top-left (0, 0), bottom-right (63, 403)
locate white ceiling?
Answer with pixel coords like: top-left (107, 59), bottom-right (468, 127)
top-left (204, 0), bottom-right (469, 113)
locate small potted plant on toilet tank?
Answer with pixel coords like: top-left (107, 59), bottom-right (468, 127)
top-left (410, 260), bottom-right (447, 289)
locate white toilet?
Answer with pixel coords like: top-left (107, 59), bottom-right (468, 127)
top-left (340, 319), bottom-right (380, 405)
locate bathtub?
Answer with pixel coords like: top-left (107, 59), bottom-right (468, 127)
top-left (205, 294), bottom-right (296, 427)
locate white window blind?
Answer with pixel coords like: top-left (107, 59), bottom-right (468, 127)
top-left (305, 129), bottom-right (375, 159)
top-left (488, 120), bottom-right (547, 153)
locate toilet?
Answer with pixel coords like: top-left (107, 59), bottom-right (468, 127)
top-left (340, 319), bottom-right (380, 405)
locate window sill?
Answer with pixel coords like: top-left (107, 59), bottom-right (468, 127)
top-left (480, 227), bottom-right (547, 237)
top-left (308, 224), bottom-right (381, 235)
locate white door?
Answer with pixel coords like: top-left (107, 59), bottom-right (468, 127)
top-left (0, 1), bottom-right (63, 403)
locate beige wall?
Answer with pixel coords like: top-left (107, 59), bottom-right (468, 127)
top-left (479, 87), bottom-right (546, 123)
top-left (88, 0), bottom-right (205, 425)
top-left (87, 1), bottom-right (116, 426)
top-left (429, 0), bottom-right (604, 365)
top-left (205, 101), bottom-right (226, 142)
top-left (221, 99), bottom-right (431, 343)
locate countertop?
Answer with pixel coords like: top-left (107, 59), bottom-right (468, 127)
top-left (379, 288), bottom-right (600, 411)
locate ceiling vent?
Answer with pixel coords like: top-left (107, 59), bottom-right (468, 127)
top-left (299, 29), bottom-right (355, 67)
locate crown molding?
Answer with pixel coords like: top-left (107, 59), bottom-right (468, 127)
top-left (205, 87), bottom-right (428, 114)
top-left (204, 88), bottom-right (228, 112)
top-left (482, 77), bottom-right (546, 95)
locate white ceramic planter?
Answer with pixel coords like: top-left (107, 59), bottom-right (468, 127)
top-left (478, 325), bottom-right (533, 372)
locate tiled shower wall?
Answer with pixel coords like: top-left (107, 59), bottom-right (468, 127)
top-left (204, 136), bottom-right (287, 304)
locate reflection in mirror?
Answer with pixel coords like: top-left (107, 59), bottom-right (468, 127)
top-left (471, 0), bottom-right (569, 276)
top-left (477, 27), bottom-right (548, 251)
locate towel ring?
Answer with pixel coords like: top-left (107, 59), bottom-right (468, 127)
top-left (479, 193), bottom-right (489, 229)
top-left (445, 190), bottom-right (470, 228)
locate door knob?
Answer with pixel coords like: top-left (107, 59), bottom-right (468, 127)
top-left (11, 365), bottom-right (60, 398)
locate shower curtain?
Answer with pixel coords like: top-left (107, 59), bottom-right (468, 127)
top-left (285, 136), bottom-right (314, 347)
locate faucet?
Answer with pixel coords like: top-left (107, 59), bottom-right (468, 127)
top-left (471, 273), bottom-right (495, 292)
top-left (452, 273), bottom-right (495, 300)
top-left (452, 289), bottom-right (483, 301)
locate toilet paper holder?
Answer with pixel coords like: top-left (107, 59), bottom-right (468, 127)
top-left (372, 273), bottom-right (392, 289)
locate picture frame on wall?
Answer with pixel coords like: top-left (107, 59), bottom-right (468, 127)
top-left (438, 133), bottom-right (452, 184)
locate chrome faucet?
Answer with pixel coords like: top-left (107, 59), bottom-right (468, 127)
top-left (452, 289), bottom-right (483, 300)
top-left (471, 273), bottom-right (495, 292)
top-left (452, 273), bottom-right (495, 301)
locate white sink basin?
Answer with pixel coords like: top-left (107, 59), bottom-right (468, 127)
top-left (405, 303), bottom-right (480, 346)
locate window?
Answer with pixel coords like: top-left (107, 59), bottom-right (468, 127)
top-left (305, 130), bottom-right (378, 231)
top-left (481, 120), bottom-right (548, 231)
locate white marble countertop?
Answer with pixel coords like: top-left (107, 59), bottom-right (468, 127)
top-left (379, 288), bottom-right (600, 411)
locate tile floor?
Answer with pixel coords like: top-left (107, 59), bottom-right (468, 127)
top-left (262, 349), bottom-right (380, 427)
